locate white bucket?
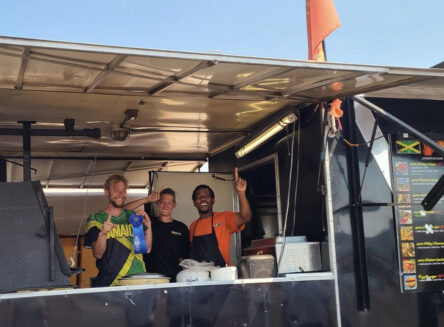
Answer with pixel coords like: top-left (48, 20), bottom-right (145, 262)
top-left (176, 269), bottom-right (210, 283)
top-left (211, 266), bottom-right (238, 281)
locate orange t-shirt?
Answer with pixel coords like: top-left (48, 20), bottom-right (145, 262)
top-left (189, 211), bottom-right (244, 266)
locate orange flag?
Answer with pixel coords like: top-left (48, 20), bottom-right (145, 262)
top-left (306, 0), bottom-right (341, 61)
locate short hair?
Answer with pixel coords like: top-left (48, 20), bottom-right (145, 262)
top-left (192, 184), bottom-right (215, 200)
top-left (104, 174), bottom-right (128, 191)
top-left (160, 187), bottom-right (176, 202)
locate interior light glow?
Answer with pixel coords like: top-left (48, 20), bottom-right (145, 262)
top-left (235, 113), bottom-right (297, 159)
top-left (42, 188), bottom-right (148, 196)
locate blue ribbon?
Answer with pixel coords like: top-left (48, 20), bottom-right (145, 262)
top-left (129, 213), bottom-right (147, 254)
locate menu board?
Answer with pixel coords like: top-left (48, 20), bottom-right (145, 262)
top-left (392, 134), bottom-right (444, 292)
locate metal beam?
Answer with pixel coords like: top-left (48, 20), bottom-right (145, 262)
top-left (342, 99), bottom-right (370, 311)
top-left (293, 75), bottom-right (430, 103)
top-left (0, 128), bottom-right (100, 139)
top-left (0, 49), bottom-right (233, 95)
top-left (0, 49), bottom-right (165, 85)
top-left (147, 60), bottom-right (217, 95)
top-left (37, 163), bottom-right (186, 184)
top-left (0, 157), bottom-right (6, 182)
top-left (46, 159), bottom-right (56, 188)
top-left (122, 161), bottom-right (132, 172)
top-left (353, 96), bottom-right (444, 157)
top-left (130, 127), bottom-right (249, 134)
top-left (20, 121), bottom-right (33, 182)
top-left (85, 55), bottom-right (127, 93)
top-left (280, 71), bottom-right (361, 98)
top-left (2, 154), bottom-right (207, 161)
top-left (354, 102), bottom-right (392, 191)
top-left (15, 48), bottom-right (29, 90)
top-left (209, 67), bottom-right (295, 98)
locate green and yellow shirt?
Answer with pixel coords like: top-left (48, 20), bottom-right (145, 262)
top-left (84, 209), bottom-right (146, 286)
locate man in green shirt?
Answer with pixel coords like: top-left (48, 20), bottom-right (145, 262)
top-left (85, 174), bottom-right (153, 287)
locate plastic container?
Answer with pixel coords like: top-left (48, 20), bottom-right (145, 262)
top-left (211, 266), bottom-right (238, 281)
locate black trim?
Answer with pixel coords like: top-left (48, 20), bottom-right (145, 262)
top-left (343, 98), bottom-right (371, 311)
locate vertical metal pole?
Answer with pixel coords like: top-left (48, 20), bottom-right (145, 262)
top-left (49, 206), bottom-right (55, 281)
top-left (20, 121), bottom-right (32, 182)
top-left (323, 140), bottom-right (342, 326)
top-left (0, 157), bottom-right (6, 182)
top-left (343, 98), bottom-right (370, 311)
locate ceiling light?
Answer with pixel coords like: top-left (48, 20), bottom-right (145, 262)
top-left (235, 112), bottom-right (297, 159)
top-left (43, 188), bottom-right (148, 196)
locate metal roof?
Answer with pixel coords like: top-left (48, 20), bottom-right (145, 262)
top-left (1, 36), bottom-right (444, 160)
top-left (1, 36), bottom-right (443, 235)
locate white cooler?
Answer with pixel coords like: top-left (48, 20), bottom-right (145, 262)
top-left (243, 236), bottom-right (322, 274)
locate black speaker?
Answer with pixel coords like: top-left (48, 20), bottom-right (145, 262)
top-left (0, 182), bottom-right (71, 292)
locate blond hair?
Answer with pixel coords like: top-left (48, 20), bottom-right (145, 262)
top-left (104, 174), bottom-right (128, 191)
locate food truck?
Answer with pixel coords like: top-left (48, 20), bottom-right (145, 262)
top-left (1, 36), bottom-right (444, 326)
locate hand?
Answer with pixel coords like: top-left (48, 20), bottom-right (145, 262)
top-left (101, 214), bottom-right (116, 236)
top-left (137, 210), bottom-right (151, 230)
top-left (234, 167), bottom-right (247, 193)
top-left (146, 188), bottom-right (162, 203)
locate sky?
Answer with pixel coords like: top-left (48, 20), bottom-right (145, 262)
top-left (0, 0), bottom-right (443, 68)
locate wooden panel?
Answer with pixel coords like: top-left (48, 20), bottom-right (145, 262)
top-left (59, 237), bottom-right (78, 286)
top-left (79, 237), bottom-right (98, 288)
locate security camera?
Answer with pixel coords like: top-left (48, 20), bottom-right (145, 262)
top-left (111, 126), bottom-right (130, 141)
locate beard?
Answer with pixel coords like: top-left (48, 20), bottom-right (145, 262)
top-left (110, 198), bottom-right (125, 209)
top-left (198, 207), bottom-right (211, 215)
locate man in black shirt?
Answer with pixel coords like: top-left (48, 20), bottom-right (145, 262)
top-left (126, 188), bottom-right (190, 280)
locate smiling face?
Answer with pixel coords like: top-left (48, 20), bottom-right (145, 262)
top-left (105, 181), bottom-right (127, 209)
top-left (157, 193), bottom-right (176, 218)
top-left (193, 187), bottom-right (215, 217)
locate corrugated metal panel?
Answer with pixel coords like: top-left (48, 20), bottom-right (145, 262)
top-left (1, 36), bottom-right (443, 160)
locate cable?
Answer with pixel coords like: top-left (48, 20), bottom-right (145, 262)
top-left (291, 115), bottom-right (301, 235)
top-left (68, 156), bottom-right (98, 267)
top-left (337, 129), bottom-right (388, 148)
top-left (211, 174), bottom-right (234, 182)
top-left (277, 119), bottom-right (297, 273)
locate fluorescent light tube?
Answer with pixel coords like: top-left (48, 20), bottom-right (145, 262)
top-left (235, 113), bottom-right (297, 158)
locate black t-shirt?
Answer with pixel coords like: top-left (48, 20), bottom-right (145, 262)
top-left (143, 218), bottom-right (190, 280)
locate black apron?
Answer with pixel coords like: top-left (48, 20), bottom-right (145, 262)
top-left (190, 214), bottom-right (226, 267)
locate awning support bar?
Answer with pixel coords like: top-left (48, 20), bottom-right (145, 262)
top-left (352, 96), bottom-right (444, 211)
top-left (352, 96), bottom-right (444, 157)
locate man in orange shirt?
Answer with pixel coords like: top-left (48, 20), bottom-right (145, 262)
top-left (189, 168), bottom-right (251, 266)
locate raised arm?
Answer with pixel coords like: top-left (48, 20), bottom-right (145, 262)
top-left (138, 210), bottom-right (153, 253)
top-left (124, 190), bottom-right (161, 211)
top-left (234, 167), bottom-right (252, 227)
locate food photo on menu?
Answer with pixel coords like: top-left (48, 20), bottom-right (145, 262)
top-left (402, 259), bottom-right (416, 274)
top-left (400, 226), bottom-right (414, 241)
top-left (399, 210), bottom-right (413, 224)
top-left (396, 177), bottom-right (411, 192)
top-left (401, 242), bottom-right (415, 257)
top-left (404, 275), bottom-right (417, 290)
top-left (395, 162), bottom-right (409, 176)
top-left (397, 193), bottom-right (411, 206)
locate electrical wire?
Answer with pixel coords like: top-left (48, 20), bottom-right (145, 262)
top-left (68, 156), bottom-right (97, 266)
top-left (337, 129), bottom-right (388, 148)
top-left (277, 119), bottom-right (297, 273)
top-left (291, 115), bottom-right (301, 235)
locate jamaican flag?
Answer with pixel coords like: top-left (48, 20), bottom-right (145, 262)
top-left (397, 140), bottom-right (421, 155)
